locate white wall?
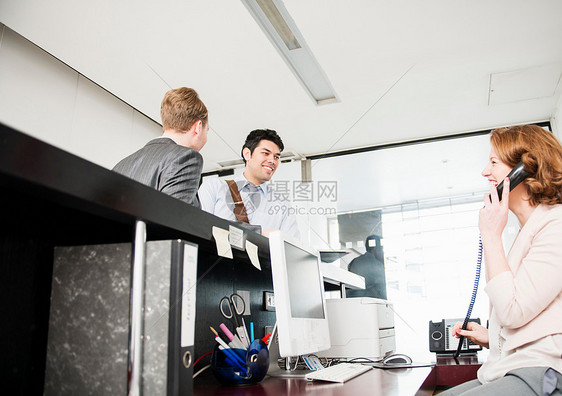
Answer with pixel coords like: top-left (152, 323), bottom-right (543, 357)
top-left (552, 92), bottom-right (562, 141)
top-left (0, 24), bottom-right (161, 169)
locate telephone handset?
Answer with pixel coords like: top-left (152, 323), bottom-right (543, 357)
top-left (454, 161), bottom-right (531, 358)
top-left (495, 161), bottom-right (531, 200)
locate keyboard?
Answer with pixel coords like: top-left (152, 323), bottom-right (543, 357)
top-left (304, 363), bottom-right (372, 383)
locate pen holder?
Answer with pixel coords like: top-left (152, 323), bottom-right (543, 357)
top-left (211, 339), bottom-right (269, 385)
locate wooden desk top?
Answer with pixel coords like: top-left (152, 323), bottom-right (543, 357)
top-left (194, 367), bottom-right (433, 396)
top-left (194, 356), bottom-right (483, 395)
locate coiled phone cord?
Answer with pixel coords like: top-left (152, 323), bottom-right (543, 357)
top-left (453, 235), bottom-right (482, 358)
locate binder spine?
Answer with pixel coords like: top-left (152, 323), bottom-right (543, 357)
top-left (168, 241), bottom-right (198, 396)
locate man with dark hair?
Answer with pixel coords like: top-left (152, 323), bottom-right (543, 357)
top-left (240, 129), bottom-right (284, 163)
top-left (113, 87), bottom-right (209, 207)
top-left (198, 129), bottom-right (300, 238)
top-left (346, 235), bottom-right (388, 299)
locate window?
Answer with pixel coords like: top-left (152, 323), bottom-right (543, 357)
top-left (381, 197), bottom-right (489, 361)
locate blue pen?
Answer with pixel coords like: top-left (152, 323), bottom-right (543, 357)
top-left (220, 346), bottom-right (247, 374)
top-left (232, 348), bottom-right (246, 360)
top-left (224, 356), bottom-right (237, 367)
top-left (215, 337), bottom-right (247, 367)
top-left (224, 356), bottom-right (247, 375)
top-left (250, 322), bottom-right (254, 343)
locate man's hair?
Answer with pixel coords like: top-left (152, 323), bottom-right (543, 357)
top-left (160, 87), bottom-right (208, 131)
top-left (491, 124), bottom-right (562, 206)
top-left (241, 129), bottom-right (284, 163)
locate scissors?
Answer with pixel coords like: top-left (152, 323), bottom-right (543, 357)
top-left (219, 293), bottom-right (246, 328)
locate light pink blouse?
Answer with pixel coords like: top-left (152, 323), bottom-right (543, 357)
top-left (478, 204), bottom-right (562, 383)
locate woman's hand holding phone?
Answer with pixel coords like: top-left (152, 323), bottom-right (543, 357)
top-left (479, 177), bottom-right (510, 243)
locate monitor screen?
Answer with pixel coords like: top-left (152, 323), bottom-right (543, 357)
top-left (284, 241), bottom-right (325, 319)
top-left (268, 231), bottom-right (331, 359)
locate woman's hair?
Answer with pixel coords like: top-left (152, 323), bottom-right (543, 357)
top-left (491, 124), bottom-right (562, 206)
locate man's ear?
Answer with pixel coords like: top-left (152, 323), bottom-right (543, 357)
top-left (243, 147), bottom-right (251, 162)
top-left (192, 120), bottom-right (203, 136)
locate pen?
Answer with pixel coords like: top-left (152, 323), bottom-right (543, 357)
top-left (262, 333), bottom-right (271, 344)
top-left (215, 337), bottom-right (246, 369)
top-left (224, 355), bottom-right (238, 368)
top-left (250, 322), bottom-right (254, 343)
top-left (219, 346), bottom-right (247, 374)
top-left (220, 323), bottom-right (246, 349)
top-left (219, 323), bottom-right (235, 341)
top-left (210, 326), bottom-right (220, 337)
top-left (210, 326), bottom-right (237, 349)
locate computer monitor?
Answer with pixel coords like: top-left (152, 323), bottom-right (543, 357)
top-left (267, 231), bottom-right (330, 375)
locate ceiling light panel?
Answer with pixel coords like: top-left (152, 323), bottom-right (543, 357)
top-left (255, 0), bottom-right (301, 50)
top-left (241, 0), bottom-right (338, 105)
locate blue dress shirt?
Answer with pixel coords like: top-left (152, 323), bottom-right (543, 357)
top-left (198, 174), bottom-right (301, 239)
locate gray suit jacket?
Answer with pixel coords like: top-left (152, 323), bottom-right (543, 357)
top-left (113, 137), bottom-right (203, 207)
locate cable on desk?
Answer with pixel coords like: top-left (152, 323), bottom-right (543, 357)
top-left (193, 364), bottom-right (212, 379)
top-left (347, 357), bottom-right (380, 364)
top-left (193, 351), bottom-right (213, 368)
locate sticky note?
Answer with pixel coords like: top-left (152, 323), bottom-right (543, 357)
top-left (212, 226), bottom-right (233, 259)
top-left (245, 240), bottom-right (261, 271)
top-left (229, 225), bottom-right (244, 250)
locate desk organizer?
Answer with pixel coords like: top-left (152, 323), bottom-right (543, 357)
top-left (211, 339), bottom-right (269, 385)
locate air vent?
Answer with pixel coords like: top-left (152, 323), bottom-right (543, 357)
top-left (489, 63), bottom-right (562, 105)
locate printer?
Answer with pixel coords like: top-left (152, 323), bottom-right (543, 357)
top-left (317, 297), bottom-right (396, 360)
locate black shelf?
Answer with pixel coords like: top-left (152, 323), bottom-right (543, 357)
top-left (0, 122), bottom-right (275, 394)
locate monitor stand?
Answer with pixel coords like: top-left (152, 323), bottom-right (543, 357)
top-left (266, 325), bottom-right (314, 378)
